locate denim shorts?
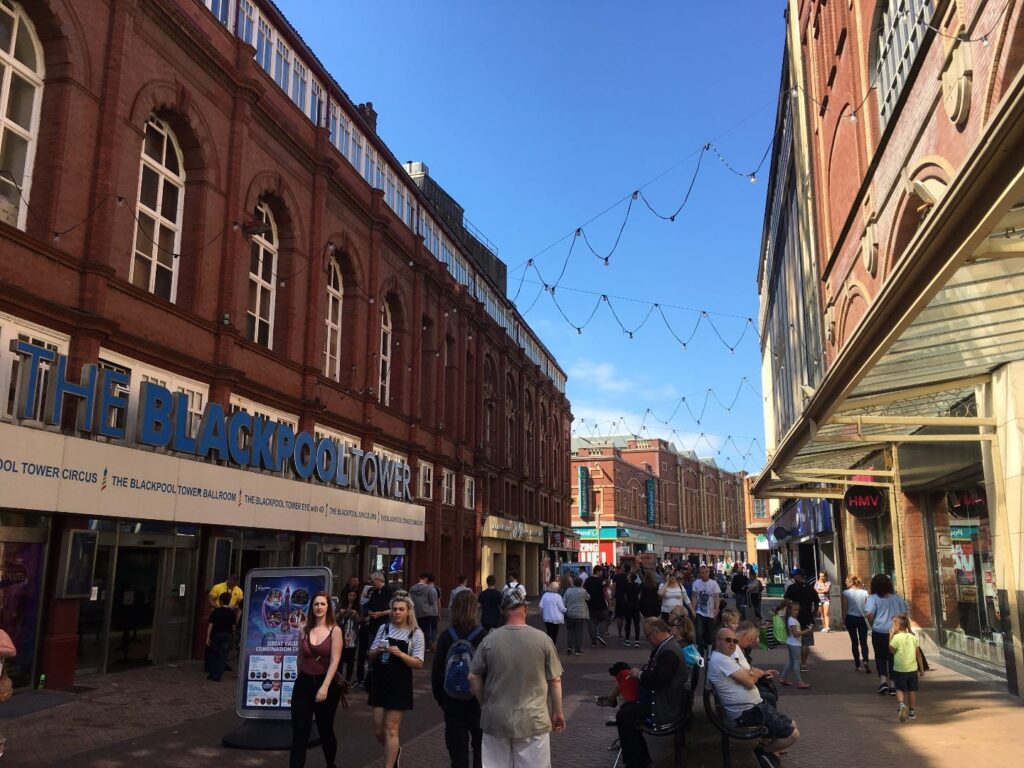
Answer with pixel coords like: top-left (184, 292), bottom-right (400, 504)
top-left (736, 700), bottom-right (795, 739)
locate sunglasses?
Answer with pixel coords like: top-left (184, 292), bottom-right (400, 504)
top-left (721, 638), bottom-right (739, 645)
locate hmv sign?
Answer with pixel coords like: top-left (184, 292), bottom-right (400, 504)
top-left (843, 485), bottom-right (887, 519)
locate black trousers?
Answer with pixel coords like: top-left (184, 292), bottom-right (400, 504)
top-left (623, 611), bottom-right (641, 641)
top-left (443, 702), bottom-right (482, 768)
top-left (615, 700), bottom-right (650, 768)
top-left (544, 622), bottom-right (561, 645)
top-left (872, 630), bottom-right (892, 680)
top-left (290, 672), bottom-right (341, 768)
top-left (356, 625), bottom-right (371, 683)
top-left (846, 616), bottom-right (869, 667)
top-left (695, 613), bottom-right (716, 652)
top-left (206, 632), bottom-right (231, 680)
top-left (748, 592), bottom-right (762, 620)
top-left (340, 647), bottom-right (356, 682)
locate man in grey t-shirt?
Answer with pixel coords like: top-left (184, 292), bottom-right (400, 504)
top-left (469, 589), bottom-right (565, 767)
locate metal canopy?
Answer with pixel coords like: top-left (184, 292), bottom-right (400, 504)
top-left (758, 205), bottom-right (1024, 497)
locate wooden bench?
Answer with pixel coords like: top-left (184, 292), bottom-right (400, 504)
top-left (702, 672), bottom-right (769, 768)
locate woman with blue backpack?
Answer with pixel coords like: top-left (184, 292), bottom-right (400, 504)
top-left (432, 590), bottom-right (488, 768)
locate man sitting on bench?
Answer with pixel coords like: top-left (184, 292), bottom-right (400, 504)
top-left (615, 617), bottom-right (688, 768)
top-left (708, 627), bottom-right (800, 768)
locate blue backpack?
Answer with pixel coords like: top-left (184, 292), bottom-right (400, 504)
top-left (443, 626), bottom-right (484, 700)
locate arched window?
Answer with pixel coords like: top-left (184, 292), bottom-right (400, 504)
top-left (323, 260), bottom-right (343, 379)
top-left (130, 118), bottom-right (185, 300)
top-left (247, 201), bottom-right (277, 347)
top-left (874, 0), bottom-right (934, 127)
top-left (378, 301), bottom-right (393, 405)
top-left (0, 1), bottom-right (43, 229)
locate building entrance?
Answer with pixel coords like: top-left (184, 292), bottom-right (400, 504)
top-left (72, 521), bottom-right (199, 674)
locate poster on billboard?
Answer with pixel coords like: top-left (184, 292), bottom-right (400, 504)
top-left (236, 566), bottom-right (331, 719)
top-left (0, 541), bottom-right (45, 687)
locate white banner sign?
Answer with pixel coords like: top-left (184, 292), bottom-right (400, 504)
top-left (0, 422), bottom-right (425, 540)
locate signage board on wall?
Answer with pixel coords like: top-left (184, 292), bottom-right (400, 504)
top-left (0, 422), bottom-right (426, 541)
top-left (10, 340), bottom-right (414, 501)
top-left (236, 566), bottom-right (331, 719)
top-left (577, 466), bottom-right (591, 520)
top-left (843, 485), bottom-right (887, 519)
top-left (645, 479), bottom-right (656, 525)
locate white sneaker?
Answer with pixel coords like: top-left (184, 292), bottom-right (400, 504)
top-left (898, 703), bottom-right (908, 722)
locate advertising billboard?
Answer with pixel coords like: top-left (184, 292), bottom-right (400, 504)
top-left (236, 566), bottom-right (331, 719)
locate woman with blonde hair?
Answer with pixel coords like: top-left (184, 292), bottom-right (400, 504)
top-left (841, 574), bottom-right (871, 673)
top-left (368, 593), bottom-right (425, 768)
top-left (290, 591), bottom-right (344, 768)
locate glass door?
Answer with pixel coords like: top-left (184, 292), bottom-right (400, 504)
top-left (154, 543), bottom-right (198, 663)
top-left (75, 541), bottom-right (115, 673)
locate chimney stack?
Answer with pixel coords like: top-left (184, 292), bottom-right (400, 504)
top-left (356, 101), bottom-right (378, 133)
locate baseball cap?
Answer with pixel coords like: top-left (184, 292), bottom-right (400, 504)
top-left (501, 589), bottom-right (527, 611)
top-left (791, 568), bottom-right (804, 577)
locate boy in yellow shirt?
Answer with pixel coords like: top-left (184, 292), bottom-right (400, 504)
top-left (888, 615), bottom-right (925, 721)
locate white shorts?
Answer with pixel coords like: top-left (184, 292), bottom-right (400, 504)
top-left (481, 732), bottom-right (551, 768)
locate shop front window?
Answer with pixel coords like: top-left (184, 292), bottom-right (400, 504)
top-left (368, 540), bottom-right (406, 589)
top-left (0, 511), bottom-right (48, 687)
top-left (928, 488), bottom-right (1002, 665)
top-left (866, 514), bottom-right (895, 579)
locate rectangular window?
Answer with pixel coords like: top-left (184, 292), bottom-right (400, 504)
top-left (442, 469), bottom-right (456, 506)
top-left (275, 40), bottom-right (291, 92)
top-left (291, 59), bottom-right (308, 112)
top-left (396, 187), bottom-right (405, 223)
top-left (255, 18), bottom-right (273, 73)
top-left (328, 101), bottom-right (338, 145)
top-left (464, 476), bottom-right (475, 510)
top-left (96, 348), bottom-right (209, 443)
top-left (206, 0), bottom-right (231, 25)
top-left (1, 318), bottom-right (68, 422)
top-left (237, 0), bottom-right (255, 45)
top-left (419, 462), bottom-right (434, 500)
top-left (315, 425), bottom-right (361, 480)
top-left (339, 112), bottom-right (350, 158)
top-left (96, 359), bottom-right (131, 434)
top-left (386, 172), bottom-right (396, 209)
top-left (364, 149), bottom-right (376, 186)
top-left (351, 134), bottom-right (362, 172)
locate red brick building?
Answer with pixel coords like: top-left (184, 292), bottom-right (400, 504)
top-left (0, 0), bottom-right (570, 688)
top-left (757, 0), bottom-right (1024, 695)
top-left (570, 436), bottom-right (746, 565)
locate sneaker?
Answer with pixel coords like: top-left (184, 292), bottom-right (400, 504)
top-left (796, 682), bottom-right (811, 689)
top-left (592, 643), bottom-right (598, 648)
top-left (800, 665), bottom-right (809, 672)
top-left (595, 696), bottom-right (616, 707)
top-left (864, 665), bottom-right (872, 675)
top-left (753, 746), bottom-right (780, 768)
top-left (908, 709), bottom-right (916, 721)
top-left (633, 641), bottom-right (640, 648)
top-left (889, 687), bottom-right (897, 696)
top-left (898, 703), bottom-right (908, 722)
top-left (597, 636), bottom-right (607, 646)
top-left (876, 683), bottom-right (889, 695)
top-left (854, 664), bottom-right (861, 671)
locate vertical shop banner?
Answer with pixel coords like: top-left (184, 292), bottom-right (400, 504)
top-left (0, 542), bottom-right (44, 687)
top-left (645, 479), bottom-right (656, 525)
top-left (236, 566), bottom-right (331, 719)
top-left (577, 467), bottom-right (590, 520)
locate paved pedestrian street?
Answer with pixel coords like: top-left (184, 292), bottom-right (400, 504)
top-left (1, 619), bottom-right (1019, 768)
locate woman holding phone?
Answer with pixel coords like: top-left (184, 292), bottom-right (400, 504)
top-left (368, 593), bottom-right (425, 768)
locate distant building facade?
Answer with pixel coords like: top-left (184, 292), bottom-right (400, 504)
top-left (571, 436), bottom-right (746, 566)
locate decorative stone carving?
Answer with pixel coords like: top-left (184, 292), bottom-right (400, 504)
top-left (941, 40), bottom-right (972, 126)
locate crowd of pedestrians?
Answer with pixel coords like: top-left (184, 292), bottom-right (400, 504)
top-left (188, 557), bottom-right (929, 768)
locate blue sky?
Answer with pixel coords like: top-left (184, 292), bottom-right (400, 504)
top-left (275, 1), bottom-right (786, 474)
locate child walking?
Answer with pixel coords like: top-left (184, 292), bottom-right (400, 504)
top-left (778, 600), bottom-right (811, 689)
top-left (889, 615), bottom-right (925, 721)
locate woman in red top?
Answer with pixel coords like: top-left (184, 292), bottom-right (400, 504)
top-left (290, 591), bottom-right (344, 768)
